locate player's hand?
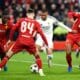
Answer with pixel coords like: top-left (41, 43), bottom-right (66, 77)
top-left (6, 40), bottom-right (12, 47)
top-left (76, 12), bottom-right (80, 14)
top-left (71, 30), bottom-right (78, 34)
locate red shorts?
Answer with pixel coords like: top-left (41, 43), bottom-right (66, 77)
top-left (66, 33), bottom-right (80, 46)
top-left (11, 37), bottom-right (36, 54)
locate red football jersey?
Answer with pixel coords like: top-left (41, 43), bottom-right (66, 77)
top-left (0, 24), bottom-right (7, 39)
top-left (0, 24), bottom-right (8, 40)
top-left (9, 18), bottom-right (48, 46)
top-left (68, 12), bottom-right (80, 34)
top-left (0, 20), bottom-right (12, 40)
top-left (0, 22), bottom-right (12, 52)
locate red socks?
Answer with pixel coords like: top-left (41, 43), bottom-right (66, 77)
top-left (35, 55), bottom-right (42, 69)
top-left (0, 56), bottom-right (9, 68)
top-left (66, 54), bottom-right (72, 67)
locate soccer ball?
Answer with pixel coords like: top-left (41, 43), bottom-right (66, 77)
top-left (30, 64), bottom-right (38, 73)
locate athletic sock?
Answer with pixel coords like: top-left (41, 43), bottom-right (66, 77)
top-left (0, 56), bottom-right (9, 68)
top-left (66, 54), bottom-right (72, 67)
top-left (35, 55), bottom-right (42, 69)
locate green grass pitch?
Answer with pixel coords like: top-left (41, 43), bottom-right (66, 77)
top-left (0, 51), bottom-right (80, 80)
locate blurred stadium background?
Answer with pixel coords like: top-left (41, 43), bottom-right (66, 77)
top-left (0, 0), bottom-right (80, 50)
top-left (0, 0), bottom-right (80, 80)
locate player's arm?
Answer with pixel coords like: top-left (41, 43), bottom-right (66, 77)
top-left (68, 11), bottom-right (80, 18)
top-left (68, 11), bottom-right (80, 34)
top-left (57, 21), bottom-right (72, 32)
top-left (51, 16), bottom-right (72, 32)
top-left (36, 22), bottom-right (48, 46)
top-left (57, 21), bottom-right (77, 33)
top-left (68, 11), bottom-right (80, 24)
top-left (68, 12), bottom-right (75, 24)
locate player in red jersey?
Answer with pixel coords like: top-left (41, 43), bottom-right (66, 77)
top-left (0, 9), bottom-right (48, 76)
top-left (0, 13), bottom-right (12, 71)
top-left (66, 11), bottom-right (80, 72)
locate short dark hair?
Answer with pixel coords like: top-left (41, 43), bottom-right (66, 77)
top-left (41, 9), bottom-right (48, 13)
top-left (27, 9), bottom-right (34, 13)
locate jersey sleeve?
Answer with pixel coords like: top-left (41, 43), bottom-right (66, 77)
top-left (49, 16), bottom-right (58, 26)
top-left (35, 21), bottom-right (48, 46)
top-left (68, 11), bottom-right (80, 19)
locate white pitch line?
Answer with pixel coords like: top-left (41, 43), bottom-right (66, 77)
top-left (10, 59), bottom-right (79, 68)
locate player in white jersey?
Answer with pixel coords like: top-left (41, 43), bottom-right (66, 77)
top-left (36, 10), bottom-right (57, 67)
top-left (36, 9), bottom-right (72, 67)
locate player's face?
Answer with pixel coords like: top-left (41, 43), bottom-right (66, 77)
top-left (41, 12), bottom-right (48, 20)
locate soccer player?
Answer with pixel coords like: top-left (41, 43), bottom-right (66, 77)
top-left (0, 9), bottom-right (48, 76)
top-left (67, 12), bottom-right (80, 58)
top-left (0, 13), bottom-right (11, 71)
top-left (66, 11), bottom-right (80, 72)
top-left (36, 9), bottom-right (71, 67)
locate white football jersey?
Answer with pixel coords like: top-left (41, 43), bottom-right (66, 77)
top-left (36, 15), bottom-right (58, 35)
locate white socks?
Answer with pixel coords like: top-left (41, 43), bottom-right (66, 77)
top-left (38, 69), bottom-right (45, 76)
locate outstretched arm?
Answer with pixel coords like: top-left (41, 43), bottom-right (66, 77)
top-left (57, 21), bottom-right (72, 32)
top-left (52, 16), bottom-right (72, 32)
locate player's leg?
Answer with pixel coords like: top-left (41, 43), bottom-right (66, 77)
top-left (46, 47), bottom-right (53, 67)
top-left (75, 47), bottom-right (80, 58)
top-left (0, 41), bottom-right (20, 68)
top-left (35, 36), bottom-right (45, 75)
top-left (74, 36), bottom-right (80, 58)
top-left (0, 44), bottom-right (8, 71)
top-left (26, 45), bottom-right (45, 76)
top-left (0, 54), bottom-right (2, 71)
top-left (46, 36), bottom-right (53, 67)
top-left (65, 39), bottom-right (73, 72)
top-left (0, 49), bottom-right (14, 68)
top-left (35, 45), bottom-right (43, 70)
top-left (36, 35), bottom-right (43, 52)
top-left (76, 41), bottom-right (80, 69)
top-left (0, 52), bottom-right (8, 71)
top-left (36, 34), bottom-right (53, 67)
top-left (33, 51), bottom-right (45, 76)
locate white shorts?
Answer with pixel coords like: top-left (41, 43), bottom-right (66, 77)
top-left (36, 34), bottom-right (53, 48)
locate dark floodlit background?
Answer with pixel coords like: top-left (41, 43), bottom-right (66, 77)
top-left (0, 0), bottom-right (80, 46)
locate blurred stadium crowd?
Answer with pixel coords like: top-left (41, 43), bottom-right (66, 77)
top-left (0, 0), bottom-right (80, 40)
